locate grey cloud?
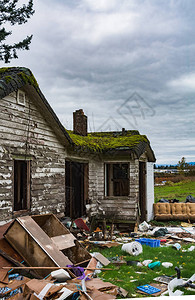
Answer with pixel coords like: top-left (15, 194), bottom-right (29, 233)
top-left (4, 0), bottom-right (195, 164)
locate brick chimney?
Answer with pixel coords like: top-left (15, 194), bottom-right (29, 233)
top-left (73, 109), bottom-right (87, 136)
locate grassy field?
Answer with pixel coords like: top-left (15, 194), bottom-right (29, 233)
top-left (154, 180), bottom-right (195, 202)
top-left (91, 243), bottom-right (195, 298)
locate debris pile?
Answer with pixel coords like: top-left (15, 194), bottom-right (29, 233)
top-left (0, 215), bottom-right (195, 298)
top-left (0, 214), bottom-right (128, 299)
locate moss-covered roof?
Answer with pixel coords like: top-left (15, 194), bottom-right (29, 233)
top-left (68, 130), bottom-right (155, 161)
top-left (0, 67), bottom-right (155, 161)
top-left (0, 67), bottom-right (39, 98)
top-left (0, 67), bottom-right (72, 145)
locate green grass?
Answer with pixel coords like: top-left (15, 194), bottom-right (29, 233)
top-left (90, 244), bottom-right (195, 298)
top-left (154, 180), bottom-right (195, 202)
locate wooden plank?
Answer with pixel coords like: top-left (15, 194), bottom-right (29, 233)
top-left (0, 119), bottom-right (65, 143)
top-left (0, 131), bottom-right (65, 150)
top-left (0, 109), bottom-right (58, 133)
top-left (2, 266), bottom-right (112, 271)
top-left (5, 217), bottom-right (72, 267)
top-left (51, 234), bottom-right (76, 250)
top-left (0, 249), bottom-right (41, 279)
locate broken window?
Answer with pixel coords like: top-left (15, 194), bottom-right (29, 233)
top-left (105, 163), bottom-right (129, 196)
top-left (14, 160), bottom-right (30, 211)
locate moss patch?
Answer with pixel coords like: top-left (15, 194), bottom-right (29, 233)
top-left (0, 67), bottom-right (39, 90)
top-left (68, 130), bottom-right (148, 152)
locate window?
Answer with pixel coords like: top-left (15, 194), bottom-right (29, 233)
top-left (14, 160), bottom-right (30, 211)
top-left (17, 90), bottom-right (26, 106)
top-left (105, 163), bottom-right (129, 196)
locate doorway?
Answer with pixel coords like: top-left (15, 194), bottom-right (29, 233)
top-left (139, 162), bottom-right (146, 222)
top-left (65, 160), bottom-right (88, 219)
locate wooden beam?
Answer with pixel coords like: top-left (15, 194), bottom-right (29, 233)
top-left (0, 249), bottom-right (42, 279)
top-left (2, 266), bottom-right (112, 271)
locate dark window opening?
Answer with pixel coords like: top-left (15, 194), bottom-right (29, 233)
top-left (14, 160), bottom-right (30, 211)
top-left (105, 163), bottom-right (129, 196)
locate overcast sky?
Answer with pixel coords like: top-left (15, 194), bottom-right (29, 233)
top-left (2, 0), bottom-right (195, 164)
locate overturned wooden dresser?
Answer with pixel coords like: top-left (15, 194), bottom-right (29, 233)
top-left (4, 214), bottom-right (91, 277)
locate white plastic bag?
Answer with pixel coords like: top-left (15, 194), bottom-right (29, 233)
top-left (162, 262), bottom-right (173, 268)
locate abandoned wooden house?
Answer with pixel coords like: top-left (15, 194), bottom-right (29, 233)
top-left (0, 67), bottom-right (156, 226)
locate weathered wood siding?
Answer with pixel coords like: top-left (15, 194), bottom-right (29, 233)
top-left (88, 158), bottom-right (139, 222)
top-left (0, 91), bottom-right (66, 223)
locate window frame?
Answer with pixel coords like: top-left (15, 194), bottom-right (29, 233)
top-left (13, 159), bottom-right (31, 214)
top-left (104, 162), bottom-right (130, 197)
top-left (17, 89), bottom-right (26, 106)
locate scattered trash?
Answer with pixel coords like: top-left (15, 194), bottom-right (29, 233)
top-left (162, 262), bottom-right (173, 268)
top-left (158, 198), bottom-right (169, 203)
top-left (153, 228), bottom-right (168, 237)
top-left (51, 269), bottom-right (71, 282)
top-left (148, 261), bottom-right (161, 269)
top-left (122, 241), bottom-right (143, 256)
top-left (139, 221), bottom-right (150, 232)
top-left (172, 243), bottom-right (181, 250)
top-left (181, 222), bottom-right (193, 227)
top-left (135, 238), bottom-right (160, 247)
top-left (185, 195), bottom-right (195, 203)
top-left (153, 275), bottom-right (173, 284)
top-left (142, 260), bottom-right (153, 267)
top-left (167, 268), bottom-right (195, 296)
top-left (0, 212), bottom-right (195, 299)
top-left (137, 284), bottom-right (161, 294)
top-left (74, 218), bottom-right (90, 232)
top-left (182, 245), bottom-right (195, 252)
top-left (92, 252), bottom-right (110, 266)
top-left (126, 260), bottom-right (140, 266)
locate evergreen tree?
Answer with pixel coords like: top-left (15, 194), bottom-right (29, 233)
top-left (0, 0), bottom-right (34, 63)
top-left (177, 157), bottom-right (189, 175)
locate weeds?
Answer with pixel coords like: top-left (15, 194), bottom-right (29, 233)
top-left (154, 180), bottom-right (195, 202)
top-left (90, 243), bottom-right (195, 298)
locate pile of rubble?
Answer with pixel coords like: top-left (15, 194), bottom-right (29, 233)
top-left (0, 215), bottom-right (195, 299)
top-left (0, 214), bottom-right (128, 299)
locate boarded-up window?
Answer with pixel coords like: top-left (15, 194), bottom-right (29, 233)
top-left (14, 160), bottom-right (30, 211)
top-left (105, 163), bottom-right (129, 196)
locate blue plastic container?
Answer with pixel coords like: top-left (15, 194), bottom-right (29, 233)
top-left (135, 238), bottom-right (160, 247)
top-left (137, 285), bottom-right (161, 294)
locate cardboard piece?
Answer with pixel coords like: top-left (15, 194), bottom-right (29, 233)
top-left (55, 287), bottom-right (73, 300)
top-left (85, 277), bottom-right (117, 294)
top-left (51, 234), bottom-right (76, 250)
top-left (0, 276), bottom-right (30, 298)
top-left (0, 269), bottom-right (9, 284)
top-left (23, 279), bottom-right (64, 299)
top-left (85, 257), bottom-right (98, 278)
top-left (89, 288), bottom-right (116, 299)
top-left (92, 252), bottom-right (110, 266)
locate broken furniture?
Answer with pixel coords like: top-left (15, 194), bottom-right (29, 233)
top-left (153, 203), bottom-right (195, 221)
top-left (4, 214), bottom-right (91, 277)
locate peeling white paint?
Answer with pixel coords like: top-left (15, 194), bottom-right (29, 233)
top-left (0, 219), bottom-right (12, 226)
top-left (0, 173), bottom-right (11, 179)
top-left (0, 179), bottom-right (12, 185)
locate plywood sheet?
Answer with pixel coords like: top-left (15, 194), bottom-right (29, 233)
top-left (51, 234), bottom-right (75, 250)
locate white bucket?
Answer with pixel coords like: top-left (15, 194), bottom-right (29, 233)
top-left (122, 241), bottom-right (143, 256)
